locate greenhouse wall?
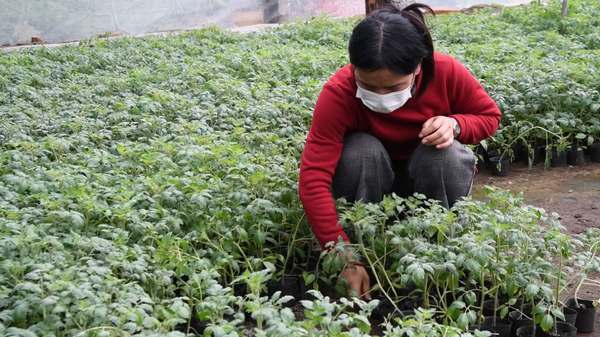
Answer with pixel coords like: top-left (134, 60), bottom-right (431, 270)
top-left (0, 0), bottom-right (530, 47)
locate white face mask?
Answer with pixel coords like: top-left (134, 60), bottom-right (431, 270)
top-left (355, 73), bottom-right (416, 113)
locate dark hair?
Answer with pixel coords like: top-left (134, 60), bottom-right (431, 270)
top-left (348, 3), bottom-right (435, 97)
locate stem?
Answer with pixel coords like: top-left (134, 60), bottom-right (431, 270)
top-left (359, 243), bottom-right (401, 314)
top-left (574, 240), bottom-right (599, 306)
top-left (532, 299), bottom-right (537, 336)
top-left (214, 232), bottom-right (254, 272)
top-left (479, 269), bottom-right (485, 324)
top-left (361, 246), bottom-right (399, 299)
top-left (283, 213), bottom-right (304, 274)
top-left (555, 253), bottom-right (562, 307)
top-left (424, 276), bottom-right (430, 309)
top-left (493, 233), bottom-right (501, 327)
top-left (186, 296), bottom-right (193, 334)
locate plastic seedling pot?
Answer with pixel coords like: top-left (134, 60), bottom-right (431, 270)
top-left (489, 156), bottom-right (510, 176)
top-left (372, 294), bottom-right (417, 320)
top-left (516, 325), bottom-right (545, 337)
top-left (566, 147), bottom-right (585, 166)
top-left (481, 316), bottom-right (513, 337)
top-left (513, 143), bottom-right (528, 163)
top-left (372, 296), bottom-right (396, 319)
top-left (560, 306), bottom-right (577, 326)
top-left (590, 143), bottom-right (600, 163)
top-left (267, 274), bottom-right (303, 302)
top-left (566, 298), bottom-right (596, 333)
top-left (533, 145), bottom-right (547, 165)
top-left (510, 310), bottom-right (533, 337)
top-left (233, 283), bottom-right (248, 297)
top-left (550, 148), bottom-right (568, 167)
top-left (547, 322), bottom-right (577, 337)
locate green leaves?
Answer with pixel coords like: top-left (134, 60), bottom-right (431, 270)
top-left (540, 314), bottom-right (554, 332)
top-left (1, 1), bottom-right (597, 335)
top-left (525, 284), bottom-right (540, 299)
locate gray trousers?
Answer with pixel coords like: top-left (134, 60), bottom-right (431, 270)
top-left (331, 132), bottom-right (476, 208)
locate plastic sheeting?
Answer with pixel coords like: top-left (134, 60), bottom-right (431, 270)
top-left (0, 0), bottom-right (531, 46)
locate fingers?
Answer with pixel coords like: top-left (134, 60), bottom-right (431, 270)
top-left (422, 124), bottom-right (452, 145)
top-left (348, 279), bottom-right (362, 298)
top-left (360, 269), bottom-right (372, 300)
top-left (420, 116), bottom-right (455, 147)
top-left (436, 137), bottom-right (454, 149)
top-left (418, 117), bottom-right (439, 138)
top-left (341, 265), bottom-right (372, 300)
top-left (340, 265), bottom-right (361, 298)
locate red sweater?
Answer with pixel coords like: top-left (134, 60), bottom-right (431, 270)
top-left (298, 52), bottom-right (501, 248)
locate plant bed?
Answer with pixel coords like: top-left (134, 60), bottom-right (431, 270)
top-left (566, 298), bottom-right (597, 333)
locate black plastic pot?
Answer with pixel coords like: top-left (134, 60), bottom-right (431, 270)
top-left (475, 145), bottom-right (490, 169)
top-left (483, 299), bottom-right (497, 316)
top-left (469, 324), bottom-right (482, 333)
top-left (561, 306), bottom-right (577, 326)
top-left (233, 283), bottom-right (247, 297)
top-left (372, 296), bottom-right (416, 320)
top-left (373, 297), bottom-right (395, 319)
top-left (513, 143), bottom-right (528, 163)
top-left (550, 148), bottom-right (568, 167)
top-left (175, 306), bottom-right (207, 335)
top-left (267, 274), bottom-right (304, 302)
top-left (481, 316), bottom-right (513, 337)
top-left (566, 147), bottom-right (585, 166)
top-left (489, 156), bottom-right (510, 176)
top-left (533, 145), bottom-right (547, 165)
top-left (566, 298), bottom-right (597, 333)
top-left (510, 310), bottom-right (533, 337)
top-left (547, 322), bottom-right (577, 337)
top-left (516, 325), bottom-right (547, 337)
top-left (518, 322), bottom-right (576, 337)
top-left (590, 143), bottom-right (600, 163)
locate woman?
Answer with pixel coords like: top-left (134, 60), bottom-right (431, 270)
top-left (298, 3), bottom-right (501, 299)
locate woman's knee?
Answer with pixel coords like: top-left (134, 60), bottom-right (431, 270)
top-left (332, 132), bottom-right (395, 202)
top-left (408, 141), bottom-right (476, 177)
top-left (339, 132), bottom-right (389, 164)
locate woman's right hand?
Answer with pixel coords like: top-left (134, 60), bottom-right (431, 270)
top-left (339, 261), bottom-right (371, 300)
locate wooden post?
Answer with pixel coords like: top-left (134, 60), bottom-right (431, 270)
top-left (561, 0), bottom-right (568, 17)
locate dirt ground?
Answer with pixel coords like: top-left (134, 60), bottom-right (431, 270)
top-left (474, 163), bottom-right (600, 234)
top-left (474, 163), bottom-right (600, 336)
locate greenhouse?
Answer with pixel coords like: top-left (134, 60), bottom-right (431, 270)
top-left (0, 0), bottom-right (598, 337)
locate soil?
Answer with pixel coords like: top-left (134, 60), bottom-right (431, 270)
top-left (474, 162), bottom-right (600, 337)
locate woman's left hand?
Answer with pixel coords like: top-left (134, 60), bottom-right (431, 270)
top-left (418, 116), bottom-right (456, 149)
